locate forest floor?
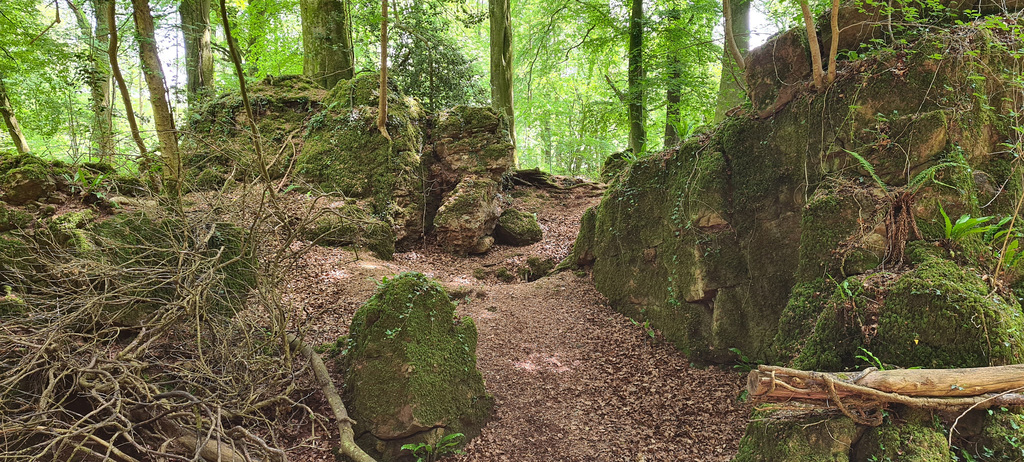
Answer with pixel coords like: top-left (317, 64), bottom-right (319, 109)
top-left (279, 182), bottom-right (751, 461)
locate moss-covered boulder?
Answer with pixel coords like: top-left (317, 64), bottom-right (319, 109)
top-left (296, 72), bottom-right (427, 247)
top-left (850, 412), bottom-right (950, 461)
top-left (302, 204), bottom-right (396, 259)
top-left (0, 201), bottom-right (32, 231)
top-left (428, 105), bottom-right (514, 183)
top-left (1, 160), bottom-right (56, 205)
top-left (432, 178), bottom-right (501, 254)
top-left (343, 272), bottom-right (493, 461)
top-left (493, 209), bottom-right (542, 246)
top-left (793, 253), bottom-right (1024, 371)
top-left (575, 23), bottom-right (1023, 364)
top-left (182, 74), bottom-right (325, 181)
top-left (734, 412), bottom-right (860, 462)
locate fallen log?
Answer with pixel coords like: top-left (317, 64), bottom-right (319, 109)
top-left (747, 365), bottom-right (1024, 425)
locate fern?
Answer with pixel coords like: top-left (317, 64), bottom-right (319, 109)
top-left (907, 160), bottom-right (969, 192)
top-left (844, 149), bottom-right (888, 193)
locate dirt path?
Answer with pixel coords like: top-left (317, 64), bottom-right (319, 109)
top-left (282, 186), bottom-right (750, 461)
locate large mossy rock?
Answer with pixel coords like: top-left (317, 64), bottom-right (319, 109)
top-left (297, 72), bottom-right (428, 246)
top-left (793, 251), bottom-right (1024, 371)
top-left (0, 154), bottom-right (58, 205)
top-left (301, 203), bottom-right (396, 259)
top-left (734, 413), bottom-right (860, 462)
top-left (182, 74), bottom-right (325, 183)
top-left (571, 24), bottom-right (1022, 363)
top-left (432, 178), bottom-right (501, 254)
top-left (185, 72), bottom-right (517, 255)
top-left (343, 272), bottom-right (493, 461)
top-left (493, 209), bottom-right (542, 246)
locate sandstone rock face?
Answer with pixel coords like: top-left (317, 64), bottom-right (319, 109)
top-left (343, 272), bottom-right (493, 461)
top-left (572, 19), bottom-right (1024, 462)
top-left (432, 178), bottom-right (501, 254)
top-left (571, 25), bottom-right (1023, 365)
top-left (183, 76), bottom-right (516, 256)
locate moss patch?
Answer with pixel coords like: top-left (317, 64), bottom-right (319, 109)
top-left (734, 412), bottom-right (859, 462)
top-left (343, 272), bottom-right (493, 460)
top-left (302, 204), bottom-right (396, 259)
top-left (493, 209), bottom-right (542, 246)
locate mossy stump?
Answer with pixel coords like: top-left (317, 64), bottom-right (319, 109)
top-left (343, 272), bottom-right (493, 461)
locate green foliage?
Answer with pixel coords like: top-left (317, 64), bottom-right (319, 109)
top-left (855, 347), bottom-right (886, 371)
top-left (939, 204), bottom-right (993, 242)
top-left (401, 432), bottom-right (465, 462)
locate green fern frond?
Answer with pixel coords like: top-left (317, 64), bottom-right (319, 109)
top-left (907, 160), bottom-right (969, 192)
top-left (843, 149), bottom-right (888, 193)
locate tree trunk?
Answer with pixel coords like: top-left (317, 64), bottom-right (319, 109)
top-left (489, 0), bottom-right (515, 147)
top-left (799, 0), bottom-right (825, 90)
top-left (664, 10), bottom-right (683, 147)
top-left (748, 365), bottom-right (1024, 424)
top-left (300, 0), bottom-right (354, 89)
top-left (377, 0), bottom-right (389, 140)
top-left (180, 0), bottom-right (214, 106)
top-left (714, 0), bottom-right (749, 122)
top-left (131, 0), bottom-right (182, 195)
top-left (627, 0), bottom-right (645, 155)
top-left (0, 75), bottom-right (31, 154)
top-left (106, 0), bottom-right (148, 162)
top-left (69, 0), bottom-right (115, 161)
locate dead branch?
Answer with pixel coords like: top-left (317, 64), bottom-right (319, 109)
top-left (748, 365), bottom-right (1024, 425)
top-left (287, 334), bottom-right (376, 462)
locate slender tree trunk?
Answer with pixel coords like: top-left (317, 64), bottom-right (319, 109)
top-left (68, 0), bottom-right (115, 161)
top-left (800, 0), bottom-right (825, 90)
top-left (377, 0), bottom-right (389, 140)
top-left (244, 0), bottom-right (270, 77)
top-left (827, 0), bottom-right (840, 85)
top-left (300, 0), bottom-right (354, 89)
top-left (131, 0), bottom-right (182, 195)
top-left (627, 0), bottom-right (645, 155)
top-left (664, 9), bottom-right (683, 147)
top-left (541, 117), bottom-right (552, 169)
top-left (714, 0), bottom-right (749, 122)
top-left (180, 0), bottom-right (214, 106)
top-left (0, 75), bottom-right (31, 154)
top-left (107, 0), bottom-right (148, 160)
top-left (489, 0), bottom-right (515, 147)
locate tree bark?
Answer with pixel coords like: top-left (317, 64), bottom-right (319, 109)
top-left (106, 0), bottom-right (149, 161)
top-left (664, 10), bottom-right (683, 147)
top-left (748, 365), bottom-right (1024, 424)
top-left (377, 0), bottom-right (390, 141)
top-left (180, 0), bottom-right (214, 106)
top-left (68, 0), bottom-right (115, 160)
top-left (489, 0), bottom-right (515, 147)
top-left (627, 0), bottom-right (645, 155)
top-left (714, 0), bottom-right (749, 122)
top-left (799, 0), bottom-right (825, 90)
top-left (300, 0), bottom-right (354, 89)
top-left (0, 75), bottom-right (31, 154)
top-left (827, 0), bottom-right (840, 85)
top-left (131, 0), bottom-right (182, 195)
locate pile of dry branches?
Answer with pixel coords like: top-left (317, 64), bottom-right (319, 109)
top-left (0, 190), bottom-right (313, 461)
